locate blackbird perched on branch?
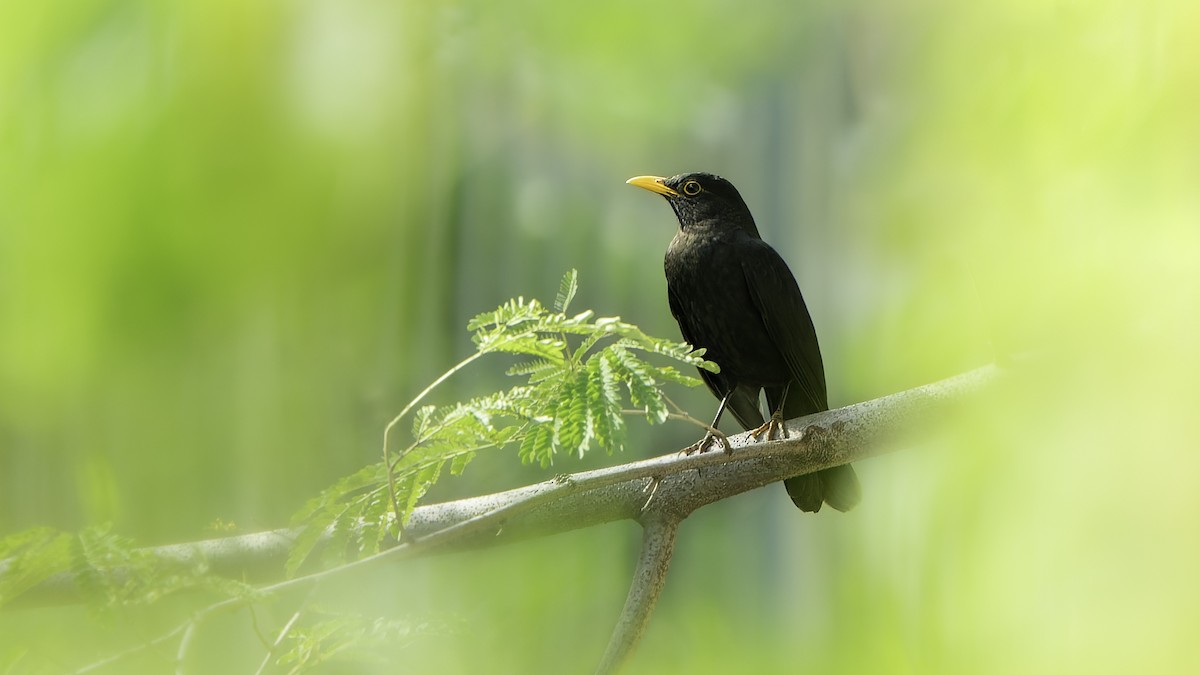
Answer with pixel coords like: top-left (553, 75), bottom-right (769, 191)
top-left (626, 172), bottom-right (860, 512)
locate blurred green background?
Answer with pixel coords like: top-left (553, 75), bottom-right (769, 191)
top-left (2, 0), bottom-right (1198, 672)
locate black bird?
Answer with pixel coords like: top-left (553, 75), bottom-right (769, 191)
top-left (626, 172), bottom-right (860, 512)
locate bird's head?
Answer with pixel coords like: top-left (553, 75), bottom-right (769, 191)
top-left (626, 172), bottom-right (760, 237)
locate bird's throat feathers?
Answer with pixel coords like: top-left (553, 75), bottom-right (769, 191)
top-left (671, 209), bottom-right (757, 237)
top-left (667, 195), bottom-right (755, 232)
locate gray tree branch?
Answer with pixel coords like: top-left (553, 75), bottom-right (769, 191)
top-left (596, 516), bottom-right (680, 675)
top-left (10, 364), bottom-right (996, 609)
top-left (10, 364), bottom-right (999, 674)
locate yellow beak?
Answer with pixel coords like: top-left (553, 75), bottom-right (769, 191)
top-left (626, 175), bottom-right (679, 197)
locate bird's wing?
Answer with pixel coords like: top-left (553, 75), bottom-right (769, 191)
top-left (741, 240), bottom-right (829, 411)
top-left (668, 285), bottom-right (765, 431)
top-left (667, 284), bottom-right (719, 394)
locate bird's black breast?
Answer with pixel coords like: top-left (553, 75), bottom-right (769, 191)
top-left (664, 228), bottom-right (791, 390)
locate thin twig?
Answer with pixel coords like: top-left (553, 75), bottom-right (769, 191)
top-left (620, 408), bottom-right (728, 446)
top-left (246, 604), bottom-right (272, 649)
top-left (71, 621), bottom-right (191, 674)
top-left (253, 584), bottom-right (319, 675)
top-left (640, 477), bottom-right (661, 515)
top-left (174, 619), bottom-right (197, 675)
top-left (382, 351), bottom-right (485, 524)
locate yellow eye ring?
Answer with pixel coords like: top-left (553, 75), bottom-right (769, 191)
top-left (682, 180), bottom-right (701, 196)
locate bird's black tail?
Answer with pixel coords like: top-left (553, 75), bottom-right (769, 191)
top-left (776, 384), bottom-right (861, 513)
top-left (784, 464), bottom-right (861, 513)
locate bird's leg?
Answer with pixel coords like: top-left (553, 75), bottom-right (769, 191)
top-left (683, 391), bottom-right (732, 455)
top-left (751, 382), bottom-right (790, 442)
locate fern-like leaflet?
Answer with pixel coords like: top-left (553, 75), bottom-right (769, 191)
top-left (286, 270), bottom-right (717, 575)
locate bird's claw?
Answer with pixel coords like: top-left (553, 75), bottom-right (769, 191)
top-left (750, 415), bottom-right (787, 442)
top-left (681, 430), bottom-right (731, 456)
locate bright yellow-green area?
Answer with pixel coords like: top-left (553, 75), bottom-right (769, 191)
top-left (2, 0), bottom-right (1198, 672)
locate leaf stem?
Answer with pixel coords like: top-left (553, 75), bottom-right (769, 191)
top-left (382, 351), bottom-right (485, 524)
top-left (619, 409), bottom-right (727, 445)
top-left (252, 584), bottom-right (318, 675)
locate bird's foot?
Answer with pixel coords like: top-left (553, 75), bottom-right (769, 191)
top-left (681, 430), bottom-right (731, 456)
top-left (750, 414), bottom-right (787, 442)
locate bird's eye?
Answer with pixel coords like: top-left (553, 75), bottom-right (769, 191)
top-left (682, 180), bottom-right (701, 196)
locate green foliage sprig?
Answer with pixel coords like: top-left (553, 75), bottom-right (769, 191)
top-left (275, 609), bottom-right (452, 671)
top-left (0, 525), bottom-right (257, 611)
top-left (287, 270), bottom-right (717, 576)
